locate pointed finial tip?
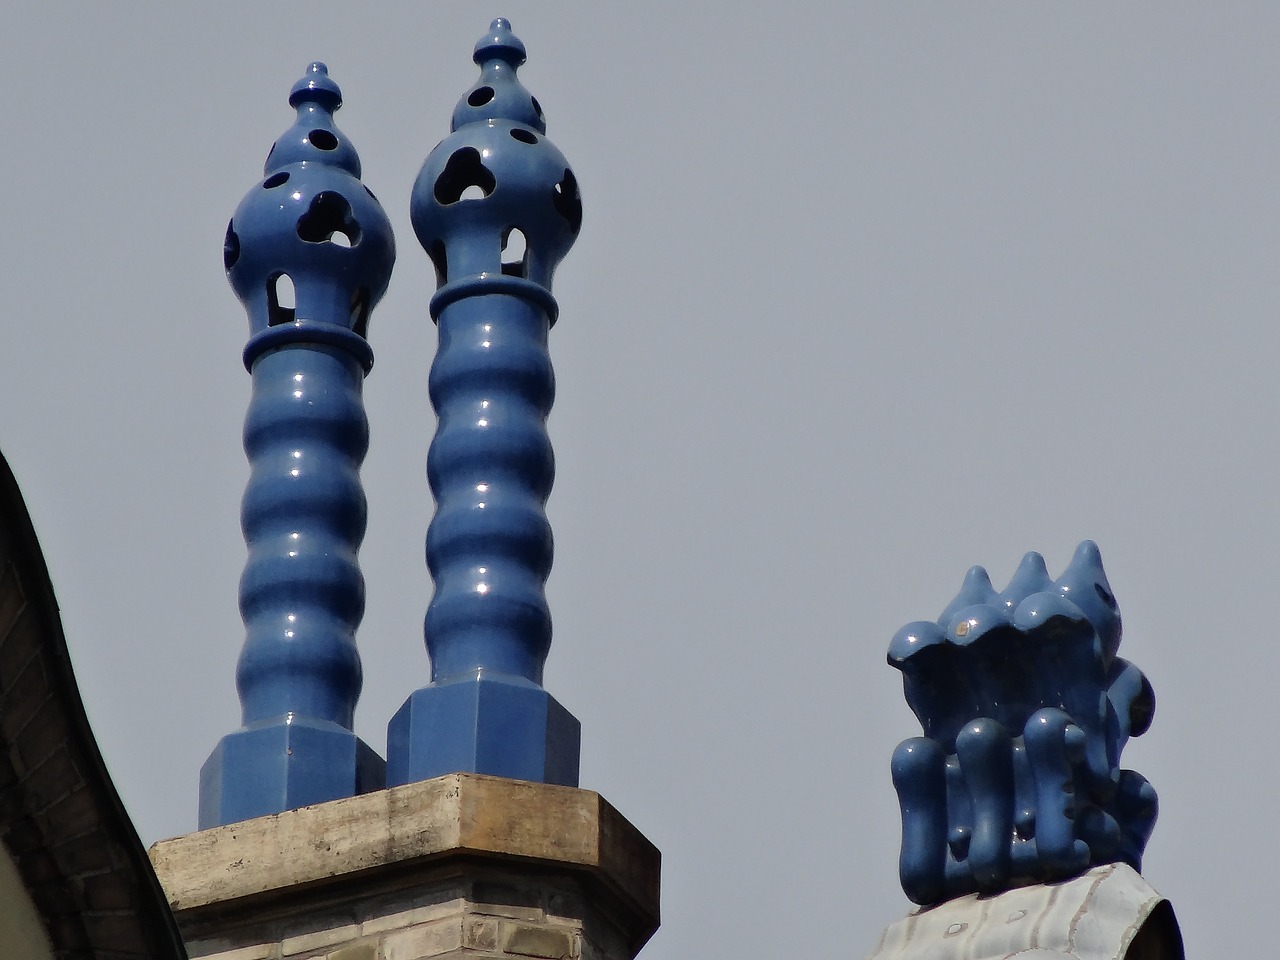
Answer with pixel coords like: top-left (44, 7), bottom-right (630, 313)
top-left (289, 60), bottom-right (342, 110)
top-left (1074, 539), bottom-right (1102, 561)
top-left (474, 16), bottom-right (527, 66)
top-left (1014, 551), bottom-right (1050, 578)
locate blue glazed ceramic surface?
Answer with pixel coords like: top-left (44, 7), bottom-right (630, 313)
top-left (888, 541), bottom-right (1157, 905)
top-left (201, 63), bottom-right (393, 828)
top-left (388, 19), bottom-right (582, 788)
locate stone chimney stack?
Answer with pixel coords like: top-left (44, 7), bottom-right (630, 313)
top-left (151, 22), bottom-right (660, 960)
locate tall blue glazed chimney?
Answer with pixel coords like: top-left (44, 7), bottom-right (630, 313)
top-left (387, 18), bottom-right (584, 787)
top-left (200, 63), bottom-right (395, 828)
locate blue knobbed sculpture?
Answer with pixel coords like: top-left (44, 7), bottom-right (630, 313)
top-left (201, 63), bottom-right (395, 828)
top-left (387, 19), bottom-right (583, 787)
top-left (888, 541), bottom-right (1158, 906)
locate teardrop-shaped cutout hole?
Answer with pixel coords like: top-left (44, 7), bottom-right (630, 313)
top-left (223, 221), bottom-right (241, 270)
top-left (427, 239), bottom-right (447, 286)
top-left (350, 287), bottom-right (370, 338)
top-left (268, 272), bottom-right (296, 326)
top-left (501, 227), bottom-right (528, 278)
top-left (552, 168), bottom-right (582, 235)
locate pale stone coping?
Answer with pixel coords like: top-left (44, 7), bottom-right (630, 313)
top-left (866, 863), bottom-right (1182, 960)
top-left (149, 773), bottom-right (659, 940)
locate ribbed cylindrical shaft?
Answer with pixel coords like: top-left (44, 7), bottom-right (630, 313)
top-left (426, 292), bottom-right (554, 684)
top-left (237, 344), bottom-right (368, 727)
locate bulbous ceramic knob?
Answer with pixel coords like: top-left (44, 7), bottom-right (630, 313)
top-left (224, 62), bottom-right (395, 362)
top-left (410, 18), bottom-right (581, 293)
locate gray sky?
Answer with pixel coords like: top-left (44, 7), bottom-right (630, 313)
top-left (0, 4), bottom-right (1273, 957)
